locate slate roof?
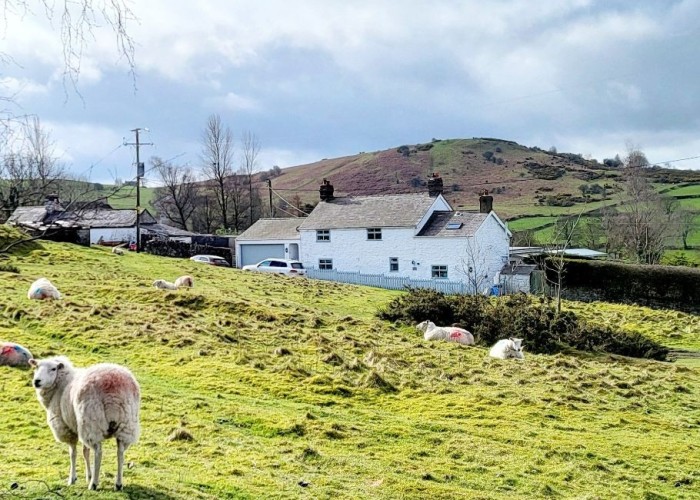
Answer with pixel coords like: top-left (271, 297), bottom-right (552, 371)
top-left (416, 211), bottom-right (488, 237)
top-left (7, 206), bottom-right (156, 229)
top-left (298, 193), bottom-right (439, 230)
top-left (6, 207), bottom-right (52, 226)
top-left (236, 218), bottom-right (302, 240)
top-left (142, 223), bottom-right (196, 237)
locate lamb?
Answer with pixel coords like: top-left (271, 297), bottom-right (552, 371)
top-left (112, 247), bottom-right (124, 255)
top-left (152, 279), bottom-right (178, 290)
top-left (416, 320), bottom-right (475, 345)
top-left (0, 341), bottom-right (33, 367)
top-left (27, 277), bottom-right (61, 300)
top-left (489, 338), bottom-right (525, 360)
top-left (174, 275), bottom-right (194, 288)
top-left (29, 356), bottom-right (140, 490)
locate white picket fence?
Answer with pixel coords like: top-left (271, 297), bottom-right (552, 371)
top-left (305, 269), bottom-right (475, 295)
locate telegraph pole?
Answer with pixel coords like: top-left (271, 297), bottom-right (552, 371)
top-left (125, 128), bottom-right (152, 253)
top-left (267, 179), bottom-right (274, 218)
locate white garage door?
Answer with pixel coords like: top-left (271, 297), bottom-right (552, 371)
top-left (240, 244), bottom-right (285, 266)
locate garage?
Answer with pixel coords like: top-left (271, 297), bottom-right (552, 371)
top-left (239, 243), bottom-right (285, 267)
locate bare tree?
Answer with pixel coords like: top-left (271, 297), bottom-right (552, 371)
top-left (151, 156), bottom-right (198, 230)
top-left (623, 142), bottom-right (650, 169)
top-left (241, 131), bottom-right (260, 226)
top-left (190, 190), bottom-right (218, 234)
top-left (678, 209), bottom-right (696, 250)
top-left (200, 114), bottom-right (234, 231)
top-left (458, 238), bottom-right (493, 295)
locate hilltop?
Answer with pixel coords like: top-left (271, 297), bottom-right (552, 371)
top-left (0, 242), bottom-right (698, 498)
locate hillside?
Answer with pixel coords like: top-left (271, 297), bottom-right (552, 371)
top-left (260, 138), bottom-right (699, 219)
top-left (0, 243), bottom-right (699, 498)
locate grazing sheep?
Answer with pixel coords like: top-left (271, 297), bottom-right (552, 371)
top-left (29, 356), bottom-right (140, 490)
top-left (416, 320), bottom-right (475, 345)
top-left (152, 279), bottom-right (178, 290)
top-left (0, 341), bottom-right (33, 367)
top-left (489, 338), bottom-right (525, 360)
top-left (174, 275), bottom-right (194, 288)
top-left (27, 277), bottom-right (61, 300)
top-left (112, 247), bottom-right (124, 255)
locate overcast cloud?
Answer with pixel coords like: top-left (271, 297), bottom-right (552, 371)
top-left (1, 0), bottom-right (699, 185)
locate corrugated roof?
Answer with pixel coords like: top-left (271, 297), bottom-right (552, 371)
top-left (236, 218), bottom-right (302, 240)
top-left (142, 223), bottom-right (196, 237)
top-left (417, 211), bottom-right (488, 237)
top-left (298, 193), bottom-right (438, 230)
top-left (501, 263), bottom-right (537, 276)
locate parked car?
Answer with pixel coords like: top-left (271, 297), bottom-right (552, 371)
top-left (242, 258), bottom-right (306, 276)
top-left (190, 254), bottom-right (231, 267)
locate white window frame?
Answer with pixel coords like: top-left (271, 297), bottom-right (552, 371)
top-left (431, 265), bottom-right (448, 279)
top-left (389, 257), bottom-right (399, 272)
top-left (367, 228), bottom-right (382, 240)
top-left (316, 229), bottom-right (330, 242)
top-left (319, 258), bottom-right (333, 270)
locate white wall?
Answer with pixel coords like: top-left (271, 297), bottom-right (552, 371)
top-left (300, 214), bottom-right (509, 289)
top-left (90, 227), bottom-right (136, 245)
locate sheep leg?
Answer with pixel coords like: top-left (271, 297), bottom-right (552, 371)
top-left (82, 445), bottom-right (91, 484)
top-left (89, 443), bottom-right (102, 490)
top-left (67, 443), bottom-right (77, 485)
top-left (115, 439), bottom-right (126, 490)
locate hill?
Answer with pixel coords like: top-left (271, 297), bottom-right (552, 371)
top-left (0, 243), bottom-right (699, 498)
top-left (260, 138), bottom-right (700, 219)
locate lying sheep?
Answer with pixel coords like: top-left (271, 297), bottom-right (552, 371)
top-left (174, 275), bottom-right (194, 288)
top-left (416, 320), bottom-right (475, 345)
top-left (27, 277), bottom-right (61, 300)
top-left (0, 341), bottom-right (33, 367)
top-left (489, 338), bottom-right (525, 360)
top-left (112, 247), bottom-right (124, 255)
top-left (29, 356), bottom-right (140, 490)
top-left (152, 279), bottom-right (178, 290)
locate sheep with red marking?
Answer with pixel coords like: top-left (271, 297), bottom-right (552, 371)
top-left (174, 275), bottom-right (194, 288)
top-left (29, 356), bottom-right (140, 491)
top-left (0, 341), bottom-right (33, 367)
top-left (27, 277), bottom-right (61, 300)
top-left (416, 320), bottom-right (475, 345)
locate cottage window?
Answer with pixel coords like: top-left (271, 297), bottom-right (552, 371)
top-left (389, 257), bottom-right (399, 272)
top-left (319, 259), bottom-right (333, 270)
top-left (367, 228), bottom-right (382, 240)
top-left (431, 265), bottom-right (448, 279)
top-left (316, 230), bottom-right (330, 242)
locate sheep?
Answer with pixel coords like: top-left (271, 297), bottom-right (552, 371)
top-left (174, 275), bottom-right (194, 288)
top-left (416, 320), bottom-right (475, 345)
top-left (29, 356), bottom-right (140, 490)
top-left (27, 277), bottom-right (61, 300)
top-left (152, 279), bottom-right (178, 290)
top-left (0, 341), bottom-right (33, 367)
top-left (489, 338), bottom-right (525, 360)
top-left (112, 247), bottom-right (124, 255)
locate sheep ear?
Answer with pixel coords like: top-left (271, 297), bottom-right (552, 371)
top-left (509, 337), bottom-right (514, 341)
top-left (57, 362), bottom-right (64, 370)
top-left (28, 358), bottom-right (37, 367)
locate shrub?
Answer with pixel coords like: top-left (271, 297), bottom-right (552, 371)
top-left (0, 262), bottom-right (20, 273)
top-left (378, 288), bottom-right (454, 325)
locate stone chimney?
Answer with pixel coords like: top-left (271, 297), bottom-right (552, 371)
top-left (427, 173), bottom-right (443, 197)
top-left (479, 189), bottom-right (493, 213)
top-left (319, 178), bottom-right (334, 201)
top-left (44, 194), bottom-right (60, 214)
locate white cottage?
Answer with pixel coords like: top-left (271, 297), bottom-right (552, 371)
top-left (297, 180), bottom-right (511, 292)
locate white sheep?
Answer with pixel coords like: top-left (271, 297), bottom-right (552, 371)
top-left (0, 341), bottom-right (33, 367)
top-left (29, 356), bottom-right (140, 490)
top-left (174, 275), bottom-right (194, 288)
top-left (489, 338), bottom-right (525, 360)
top-left (152, 279), bottom-right (178, 290)
top-left (112, 247), bottom-right (124, 255)
top-left (27, 277), bottom-right (61, 300)
top-left (416, 320), bottom-right (475, 345)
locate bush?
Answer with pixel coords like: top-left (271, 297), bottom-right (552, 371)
top-left (0, 262), bottom-right (20, 273)
top-left (377, 289), bottom-right (667, 359)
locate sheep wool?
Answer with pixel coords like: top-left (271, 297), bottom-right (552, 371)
top-left (152, 279), bottom-right (178, 290)
top-left (27, 278), bottom-right (61, 300)
top-left (174, 275), bottom-right (194, 288)
top-left (0, 342), bottom-right (33, 367)
top-left (489, 338), bottom-right (525, 360)
top-left (416, 320), bottom-right (475, 346)
top-left (30, 356), bottom-right (140, 490)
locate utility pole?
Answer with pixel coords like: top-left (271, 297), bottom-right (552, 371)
top-left (267, 179), bottom-right (274, 218)
top-left (125, 128), bottom-right (152, 253)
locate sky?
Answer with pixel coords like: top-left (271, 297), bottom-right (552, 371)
top-left (1, 0), bottom-right (700, 186)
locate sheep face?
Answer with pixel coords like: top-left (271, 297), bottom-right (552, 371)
top-left (30, 358), bottom-right (67, 390)
top-left (416, 320), bottom-right (435, 333)
top-left (509, 338), bottom-right (523, 353)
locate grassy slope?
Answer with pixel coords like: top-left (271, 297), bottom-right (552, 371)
top-left (107, 186), bottom-right (157, 212)
top-left (0, 243), bottom-right (699, 499)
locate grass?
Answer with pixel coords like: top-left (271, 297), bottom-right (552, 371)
top-left (107, 185), bottom-right (157, 212)
top-left (0, 242), bottom-right (699, 498)
top-left (506, 216), bottom-right (557, 232)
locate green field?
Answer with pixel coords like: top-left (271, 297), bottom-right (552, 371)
top-left (107, 185), bottom-right (157, 212)
top-left (506, 216), bottom-right (557, 232)
top-left (662, 184), bottom-right (700, 197)
top-left (0, 241), bottom-right (698, 498)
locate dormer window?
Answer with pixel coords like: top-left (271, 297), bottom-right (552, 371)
top-left (367, 228), bottom-right (382, 240)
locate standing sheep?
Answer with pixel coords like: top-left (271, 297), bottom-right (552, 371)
top-left (0, 341), bottom-right (33, 367)
top-left (489, 338), bottom-right (525, 360)
top-left (416, 320), bottom-right (475, 345)
top-left (27, 277), bottom-right (61, 300)
top-left (174, 275), bottom-right (194, 288)
top-left (29, 356), bottom-right (141, 490)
